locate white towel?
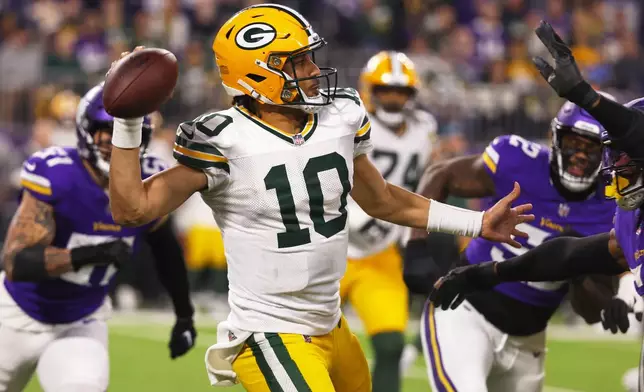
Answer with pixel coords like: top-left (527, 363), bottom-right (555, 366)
top-left (204, 320), bottom-right (251, 387)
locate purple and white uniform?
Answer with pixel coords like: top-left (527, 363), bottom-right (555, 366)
top-left (0, 83), bottom-right (160, 392)
top-left (421, 101), bottom-right (614, 392)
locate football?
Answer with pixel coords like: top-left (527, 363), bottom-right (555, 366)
top-left (103, 48), bottom-right (178, 119)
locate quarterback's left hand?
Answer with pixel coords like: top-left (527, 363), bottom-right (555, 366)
top-left (481, 182), bottom-right (534, 248)
top-left (169, 318), bottom-right (197, 359)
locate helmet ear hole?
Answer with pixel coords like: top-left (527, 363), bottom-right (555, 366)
top-left (246, 73), bottom-right (266, 83)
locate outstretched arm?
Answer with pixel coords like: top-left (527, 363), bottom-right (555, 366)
top-left (532, 20), bottom-right (644, 160)
top-left (351, 153), bottom-right (534, 247)
top-left (430, 230), bottom-right (628, 310)
top-left (403, 155), bottom-right (495, 293)
top-left (495, 230), bottom-right (627, 282)
top-left (109, 117), bottom-right (207, 226)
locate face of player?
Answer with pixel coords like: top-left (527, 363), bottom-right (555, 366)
top-left (372, 86), bottom-right (414, 113)
top-left (93, 127), bottom-right (113, 163)
top-left (560, 133), bottom-right (602, 178)
top-left (282, 51), bottom-right (321, 98)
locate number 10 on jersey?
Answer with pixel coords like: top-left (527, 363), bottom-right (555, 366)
top-left (264, 152), bottom-right (351, 248)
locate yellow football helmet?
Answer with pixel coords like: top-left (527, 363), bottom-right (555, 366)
top-left (359, 51), bottom-right (419, 127)
top-left (213, 4), bottom-right (337, 113)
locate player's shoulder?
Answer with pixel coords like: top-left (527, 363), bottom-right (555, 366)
top-left (21, 146), bottom-right (81, 203)
top-left (177, 108), bottom-right (238, 142)
top-left (323, 87), bottom-right (367, 126)
top-left (409, 109), bottom-right (438, 137)
top-left (483, 134), bottom-right (548, 174)
top-left (174, 109), bottom-right (233, 174)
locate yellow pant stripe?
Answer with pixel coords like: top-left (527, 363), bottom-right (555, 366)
top-left (426, 303), bottom-right (457, 392)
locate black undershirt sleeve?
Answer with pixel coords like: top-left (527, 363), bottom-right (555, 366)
top-left (495, 233), bottom-right (626, 282)
top-left (586, 97), bottom-right (644, 161)
top-left (146, 218), bottom-right (194, 319)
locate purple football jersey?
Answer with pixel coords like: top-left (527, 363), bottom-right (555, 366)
top-left (5, 146), bottom-right (166, 324)
top-left (614, 207), bottom-right (644, 296)
top-left (466, 135), bottom-right (615, 307)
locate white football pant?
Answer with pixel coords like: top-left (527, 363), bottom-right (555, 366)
top-left (0, 276), bottom-right (109, 392)
top-left (421, 299), bottom-right (546, 392)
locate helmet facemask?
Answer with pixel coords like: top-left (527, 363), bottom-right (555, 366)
top-left (601, 144), bottom-right (644, 210)
top-left (267, 39), bottom-right (338, 113)
top-left (550, 121), bottom-right (602, 193)
top-left (371, 85), bottom-right (416, 128)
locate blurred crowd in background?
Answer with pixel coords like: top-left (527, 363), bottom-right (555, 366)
top-left (0, 0), bottom-right (642, 312)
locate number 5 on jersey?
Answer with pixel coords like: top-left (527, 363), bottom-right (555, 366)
top-left (265, 152), bottom-right (351, 248)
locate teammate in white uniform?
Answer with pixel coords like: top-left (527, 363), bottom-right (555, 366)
top-left (0, 84), bottom-right (195, 392)
top-left (107, 4), bottom-right (533, 391)
top-left (342, 51), bottom-right (436, 392)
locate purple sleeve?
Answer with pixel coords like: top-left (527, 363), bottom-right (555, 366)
top-left (19, 147), bottom-right (74, 205)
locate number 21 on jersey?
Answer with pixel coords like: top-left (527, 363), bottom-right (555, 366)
top-left (264, 152), bottom-right (351, 248)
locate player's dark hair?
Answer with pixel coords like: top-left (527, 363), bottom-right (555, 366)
top-left (232, 96), bottom-right (259, 116)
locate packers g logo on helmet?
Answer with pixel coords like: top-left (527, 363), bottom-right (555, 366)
top-left (213, 4), bottom-right (338, 113)
top-left (235, 23), bottom-right (277, 50)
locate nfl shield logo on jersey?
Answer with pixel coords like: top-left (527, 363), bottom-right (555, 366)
top-left (293, 134), bottom-right (305, 146)
top-left (558, 203), bottom-right (570, 218)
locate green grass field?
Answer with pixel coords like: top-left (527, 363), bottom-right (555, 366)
top-left (23, 312), bottom-right (641, 392)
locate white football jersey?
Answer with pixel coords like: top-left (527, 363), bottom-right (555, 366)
top-left (347, 110), bottom-right (437, 259)
top-left (173, 88), bottom-right (372, 335)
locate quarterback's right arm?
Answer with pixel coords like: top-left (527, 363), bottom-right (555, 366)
top-left (109, 118), bottom-right (208, 226)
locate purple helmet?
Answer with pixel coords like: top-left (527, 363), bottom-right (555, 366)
top-left (601, 97), bottom-right (644, 210)
top-left (550, 99), bottom-right (605, 193)
top-left (75, 83), bottom-right (152, 176)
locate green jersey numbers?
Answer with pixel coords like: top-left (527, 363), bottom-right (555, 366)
top-left (264, 152), bottom-right (351, 248)
top-left (372, 149), bottom-right (422, 191)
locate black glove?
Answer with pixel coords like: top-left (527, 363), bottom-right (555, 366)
top-left (403, 235), bottom-right (458, 295)
top-left (532, 20), bottom-right (600, 110)
top-left (600, 298), bottom-right (643, 334)
top-left (70, 240), bottom-right (131, 271)
top-left (169, 317), bottom-right (197, 359)
top-left (429, 262), bottom-right (500, 310)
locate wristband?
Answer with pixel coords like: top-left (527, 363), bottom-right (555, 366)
top-left (427, 200), bottom-right (484, 238)
top-left (112, 117), bottom-right (144, 149)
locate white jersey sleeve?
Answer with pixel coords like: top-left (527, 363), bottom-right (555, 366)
top-left (330, 88), bottom-right (373, 158)
top-left (173, 112), bottom-right (233, 192)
